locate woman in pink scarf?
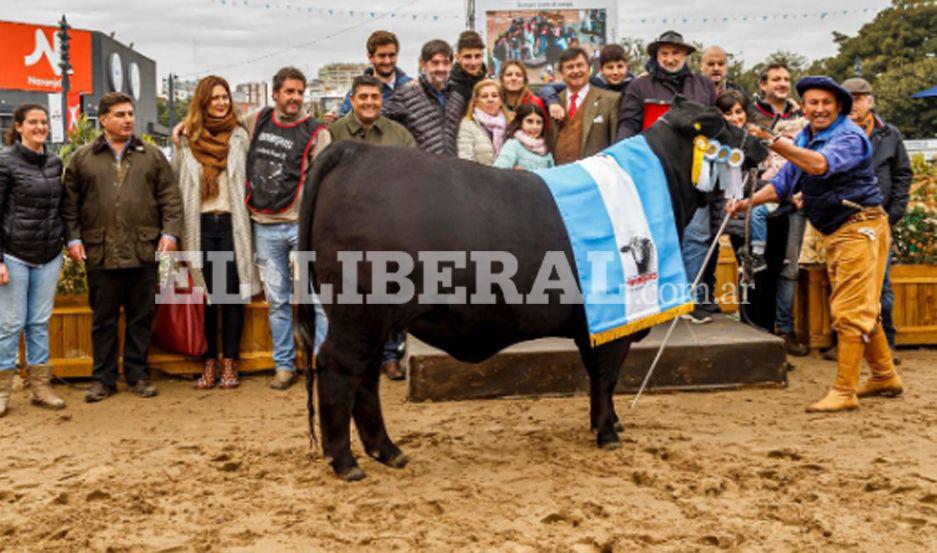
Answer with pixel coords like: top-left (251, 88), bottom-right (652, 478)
top-left (457, 79), bottom-right (510, 165)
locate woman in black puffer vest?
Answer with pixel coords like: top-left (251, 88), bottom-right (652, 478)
top-left (0, 103), bottom-right (66, 415)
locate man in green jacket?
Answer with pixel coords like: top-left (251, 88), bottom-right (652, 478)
top-left (331, 75), bottom-right (417, 147)
top-left (62, 92), bottom-right (183, 402)
top-left (329, 75), bottom-right (416, 380)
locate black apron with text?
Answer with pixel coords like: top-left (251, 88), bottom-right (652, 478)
top-left (245, 108), bottom-right (323, 214)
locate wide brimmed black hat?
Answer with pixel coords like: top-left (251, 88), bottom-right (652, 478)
top-left (796, 75), bottom-right (853, 114)
top-left (647, 30), bottom-right (696, 58)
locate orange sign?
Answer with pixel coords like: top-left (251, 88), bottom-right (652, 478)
top-left (0, 20), bottom-right (92, 93)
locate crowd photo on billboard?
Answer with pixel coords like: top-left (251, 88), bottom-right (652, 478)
top-left (486, 9), bottom-right (607, 83)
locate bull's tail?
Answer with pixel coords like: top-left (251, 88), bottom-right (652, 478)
top-left (296, 140), bottom-right (358, 452)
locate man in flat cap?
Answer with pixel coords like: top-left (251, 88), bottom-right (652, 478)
top-left (729, 76), bottom-right (904, 413)
top-left (841, 77), bottom-right (911, 364)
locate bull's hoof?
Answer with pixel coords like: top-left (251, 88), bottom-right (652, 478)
top-left (384, 452), bottom-right (409, 469)
top-left (338, 466), bottom-right (366, 482)
top-left (599, 440), bottom-right (622, 451)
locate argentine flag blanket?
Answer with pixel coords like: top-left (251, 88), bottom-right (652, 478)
top-left (534, 135), bottom-right (693, 347)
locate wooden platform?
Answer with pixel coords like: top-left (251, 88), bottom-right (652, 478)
top-left (406, 315), bottom-right (787, 402)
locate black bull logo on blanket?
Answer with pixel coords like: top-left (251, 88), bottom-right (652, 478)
top-left (296, 96), bottom-right (769, 481)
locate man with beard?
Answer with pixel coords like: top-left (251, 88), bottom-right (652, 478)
top-left (550, 47), bottom-right (620, 166)
top-left (730, 76), bottom-right (903, 412)
top-left (752, 62), bottom-right (802, 127)
top-left (700, 45), bottom-right (747, 97)
top-left (337, 31), bottom-right (413, 118)
top-left (385, 40), bottom-right (466, 157)
top-left (449, 31), bottom-right (487, 113)
top-left (616, 30), bottom-right (716, 141)
top-left (244, 67), bottom-right (331, 390)
top-left (616, 31), bottom-right (718, 323)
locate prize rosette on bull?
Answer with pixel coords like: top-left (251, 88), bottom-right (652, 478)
top-left (535, 135), bottom-right (694, 347)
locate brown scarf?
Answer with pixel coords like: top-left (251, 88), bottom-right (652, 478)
top-left (861, 112), bottom-right (876, 137)
top-left (190, 111), bottom-right (238, 200)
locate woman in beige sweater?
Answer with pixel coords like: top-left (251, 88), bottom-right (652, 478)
top-left (457, 79), bottom-right (511, 165)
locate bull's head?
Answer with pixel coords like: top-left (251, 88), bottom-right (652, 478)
top-left (661, 95), bottom-right (770, 169)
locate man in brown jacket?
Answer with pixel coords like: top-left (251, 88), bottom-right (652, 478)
top-left (63, 92), bottom-right (183, 402)
top-left (551, 47), bottom-right (620, 166)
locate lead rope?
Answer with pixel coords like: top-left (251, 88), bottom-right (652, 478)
top-left (630, 173), bottom-right (750, 410)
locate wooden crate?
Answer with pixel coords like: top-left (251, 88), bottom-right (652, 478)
top-left (798, 264), bottom-right (937, 348)
top-left (44, 295), bottom-right (283, 378)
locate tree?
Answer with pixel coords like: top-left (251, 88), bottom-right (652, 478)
top-left (157, 96), bottom-right (190, 128)
top-left (736, 51), bottom-right (810, 98)
top-left (808, 0), bottom-right (937, 138)
top-left (618, 36), bottom-right (648, 74)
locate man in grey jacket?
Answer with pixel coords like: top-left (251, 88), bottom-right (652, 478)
top-left (842, 77), bottom-right (911, 361)
top-left (384, 40), bottom-right (466, 157)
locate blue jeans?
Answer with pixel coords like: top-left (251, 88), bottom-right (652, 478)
top-left (750, 204), bottom-right (769, 254)
top-left (681, 206), bottom-right (710, 302)
top-left (775, 213), bottom-right (806, 333)
top-left (253, 223), bottom-right (328, 372)
top-left (382, 332), bottom-right (405, 364)
top-left (0, 255), bottom-right (63, 371)
top-left (881, 249), bottom-right (896, 348)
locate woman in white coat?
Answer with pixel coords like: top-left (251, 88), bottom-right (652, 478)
top-left (174, 75), bottom-right (260, 389)
top-left (457, 79), bottom-right (511, 165)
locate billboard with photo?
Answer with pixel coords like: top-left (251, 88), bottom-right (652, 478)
top-left (475, 1), bottom-right (618, 84)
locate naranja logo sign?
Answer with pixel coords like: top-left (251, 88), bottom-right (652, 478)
top-left (0, 20), bottom-right (92, 93)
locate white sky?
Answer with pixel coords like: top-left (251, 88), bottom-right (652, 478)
top-left (3, 0), bottom-right (892, 86)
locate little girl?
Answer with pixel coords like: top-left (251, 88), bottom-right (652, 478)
top-left (493, 104), bottom-right (555, 171)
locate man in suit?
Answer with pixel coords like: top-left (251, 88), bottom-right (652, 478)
top-left (550, 47), bottom-right (620, 165)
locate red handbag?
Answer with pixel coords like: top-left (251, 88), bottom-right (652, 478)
top-left (151, 264), bottom-right (208, 357)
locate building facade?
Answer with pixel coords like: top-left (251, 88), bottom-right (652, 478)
top-left (0, 19), bottom-right (159, 142)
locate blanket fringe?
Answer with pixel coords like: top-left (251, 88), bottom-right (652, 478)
top-left (589, 302), bottom-right (695, 347)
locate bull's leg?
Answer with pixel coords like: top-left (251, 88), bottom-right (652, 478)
top-left (353, 366), bottom-right (408, 469)
top-left (576, 337), bottom-right (632, 449)
top-left (317, 361), bottom-right (365, 481)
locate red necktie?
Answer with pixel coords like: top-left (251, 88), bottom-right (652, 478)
top-left (568, 92), bottom-right (578, 120)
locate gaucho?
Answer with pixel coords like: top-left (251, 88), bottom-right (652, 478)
top-left (297, 96), bottom-right (768, 481)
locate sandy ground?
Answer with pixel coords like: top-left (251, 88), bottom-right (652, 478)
top-left (1, 349), bottom-right (936, 552)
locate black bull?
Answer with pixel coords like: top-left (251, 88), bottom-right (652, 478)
top-left (297, 97), bottom-right (769, 480)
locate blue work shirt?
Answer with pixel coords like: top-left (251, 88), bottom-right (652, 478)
top-left (770, 115), bottom-right (882, 234)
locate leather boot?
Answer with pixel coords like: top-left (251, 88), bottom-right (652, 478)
top-left (858, 322), bottom-right (903, 398)
top-left (219, 359), bottom-right (240, 389)
top-left (807, 333), bottom-right (861, 413)
top-left (196, 359), bottom-right (218, 389)
top-left (0, 370), bottom-right (14, 416)
top-left (27, 365), bottom-right (65, 410)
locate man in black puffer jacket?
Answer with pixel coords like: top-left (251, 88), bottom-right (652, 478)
top-left (448, 31), bottom-right (487, 112)
top-left (384, 40), bottom-right (467, 157)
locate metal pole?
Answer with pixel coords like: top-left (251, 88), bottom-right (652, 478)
top-left (465, 0), bottom-right (475, 30)
top-left (58, 15), bottom-right (71, 143)
top-left (168, 73), bottom-right (176, 134)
